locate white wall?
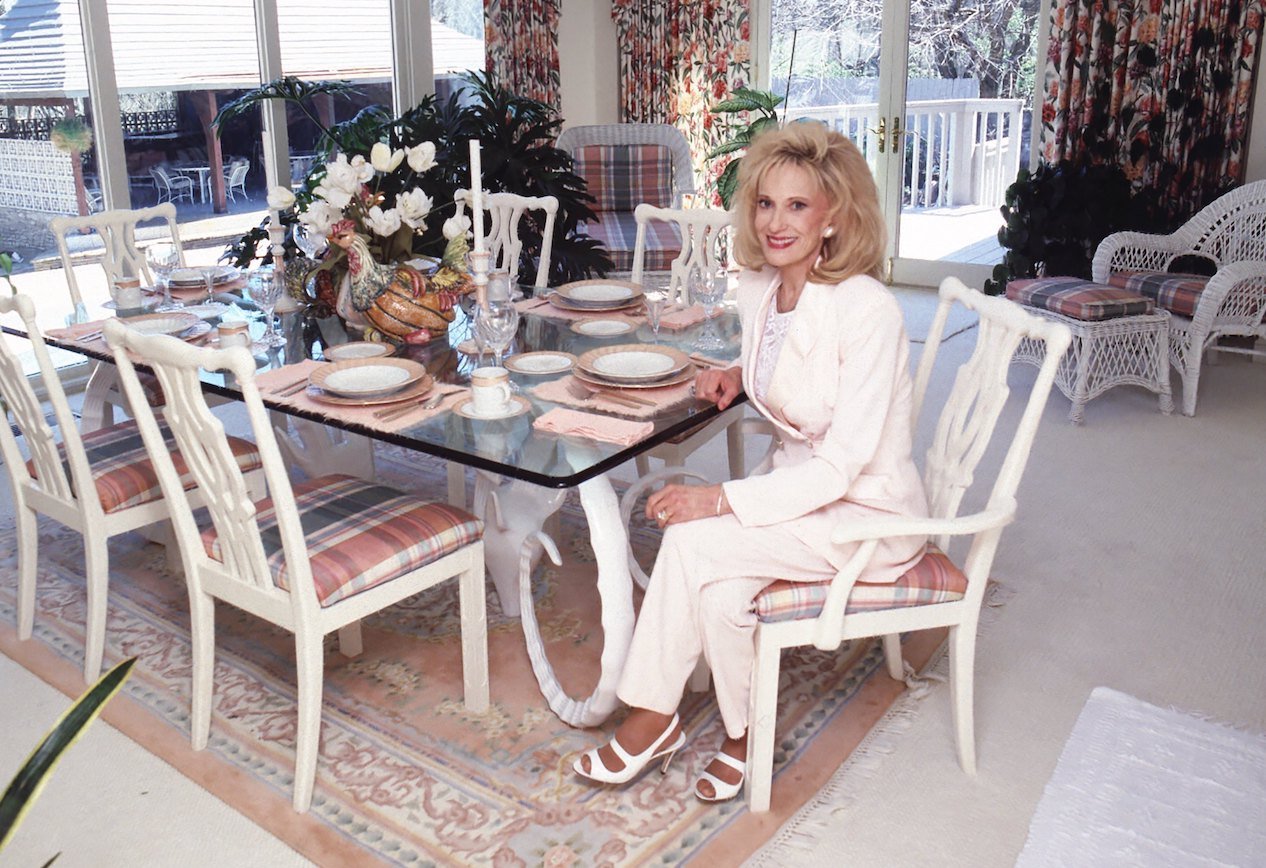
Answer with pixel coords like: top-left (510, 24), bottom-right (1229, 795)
top-left (1245, 71), bottom-right (1266, 182)
top-left (558, 0), bottom-right (618, 128)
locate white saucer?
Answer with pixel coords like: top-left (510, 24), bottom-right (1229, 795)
top-left (452, 395), bottom-right (531, 420)
top-left (571, 319), bottom-right (636, 337)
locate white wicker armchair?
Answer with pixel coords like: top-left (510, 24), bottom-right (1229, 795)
top-left (556, 124), bottom-right (696, 207)
top-left (1091, 180), bottom-right (1266, 415)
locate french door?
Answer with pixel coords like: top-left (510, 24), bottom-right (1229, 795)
top-left (766, 0), bottom-right (1040, 288)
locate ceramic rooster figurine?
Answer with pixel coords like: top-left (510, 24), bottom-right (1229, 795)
top-left (329, 219), bottom-right (465, 342)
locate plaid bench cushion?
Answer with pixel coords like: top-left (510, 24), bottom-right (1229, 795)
top-left (578, 211), bottom-right (681, 272)
top-left (1006, 278), bottom-right (1154, 321)
top-left (754, 547), bottom-right (967, 623)
top-left (203, 474), bottom-right (484, 607)
top-left (29, 420), bottom-right (261, 514)
top-left (1107, 270), bottom-right (1208, 318)
top-left (573, 144), bottom-right (673, 212)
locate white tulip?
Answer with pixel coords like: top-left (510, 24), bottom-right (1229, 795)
top-left (406, 141), bottom-right (437, 174)
top-left (442, 214), bottom-right (471, 241)
top-left (370, 142), bottom-right (405, 173)
top-left (322, 154), bottom-right (362, 197)
top-left (349, 154), bottom-right (375, 183)
top-left (312, 180), bottom-right (353, 211)
top-left (364, 205), bottom-right (402, 237)
top-left (396, 188), bottom-right (434, 231)
top-left (298, 200), bottom-right (343, 237)
top-left (266, 185), bottom-right (296, 211)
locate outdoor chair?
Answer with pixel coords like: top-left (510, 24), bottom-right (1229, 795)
top-left (1091, 179), bottom-right (1266, 415)
top-left (223, 159), bottom-right (250, 202)
top-left (742, 278), bottom-right (1071, 811)
top-left (150, 164), bottom-right (195, 204)
top-left (104, 320), bottom-right (490, 813)
top-left (556, 123), bottom-right (696, 271)
top-left (453, 189), bottom-right (558, 289)
top-left (48, 204), bottom-right (183, 430)
top-left (0, 294), bottom-right (264, 681)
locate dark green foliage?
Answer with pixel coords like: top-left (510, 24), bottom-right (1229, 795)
top-left (707, 87), bottom-right (785, 209)
top-left (217, 71), bottom-right (610, 284)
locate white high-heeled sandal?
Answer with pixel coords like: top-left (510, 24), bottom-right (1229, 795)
top-left (573, 713), bottom-right (685, 785)
top-left (695, 750), bottom-right (746, 802)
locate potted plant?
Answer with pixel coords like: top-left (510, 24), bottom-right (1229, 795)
top-left (706, 87), bottom-right (783, 209)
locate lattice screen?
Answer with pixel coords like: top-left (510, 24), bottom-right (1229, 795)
top-left (0, 139), bottom-right (76, 214)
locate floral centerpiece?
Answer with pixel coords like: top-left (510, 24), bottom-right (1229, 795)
top-left (267, 142), bottom-right (475, 344)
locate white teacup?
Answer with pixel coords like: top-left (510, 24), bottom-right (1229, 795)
top-left (470, 366), bottom-right (513, 416)
top-left (111, 277), bottom-right (143, 309)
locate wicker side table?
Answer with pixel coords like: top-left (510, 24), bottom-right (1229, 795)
top-left (1013, 306), bottom-right (1174, 424)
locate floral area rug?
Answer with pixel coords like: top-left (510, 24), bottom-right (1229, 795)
top-left (0, 447), bottom-right (942, 866)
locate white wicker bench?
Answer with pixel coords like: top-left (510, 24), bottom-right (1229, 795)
top-left (1007, 278), bottom-right (1174, 424)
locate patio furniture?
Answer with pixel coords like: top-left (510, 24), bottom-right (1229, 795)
top-left (1092, 179), bottom-right (1266, 416)
top-left (48, 204), bottom-right (183, 430)
top-left (103, 320), bottom-right (491, 813)
top-left (743, 278), bottom-right (1071, 812)
top-left (453, 189), bottom-right (558, 289)
top-left (223, 159), bottom-right (250, 202)
top-left (1007, 277), bottom-right (1174, 423)
top-left (556, 123), bottom-right (695, 271)
top-left (0, 294), bottom-right (264, 681)
top-left (150, 164), bottom-right (195, 204)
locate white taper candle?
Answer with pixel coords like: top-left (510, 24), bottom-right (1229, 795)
top-left (469, 139), bottom-right (485, 253)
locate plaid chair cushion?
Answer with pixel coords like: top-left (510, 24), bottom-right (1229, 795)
top-left (1006, 278), bottom-right (1154, 321)
top-left (28, 420), bottom-right (261, 514)
top-left (1107, 270), bottom-right (1208, 318)
top-left (203, 474), bottom-right (484, 607)
top-left (573, 144), bottom-right (673, 212)
top-left (754, 547), bottom-right (967, 623)
top-left (577, 212), bottom-right (681, 272)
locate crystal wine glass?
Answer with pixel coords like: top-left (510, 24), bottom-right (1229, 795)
top-left (473, 301), bottom-right (520, 368)
top-left (292, 223), bottom-right (327, 260)
top-left (643, 290), bottom-right (669, 343)
top-left (146, 242), bottom-right (182, 311)
top-left (248, 268), bottom-right (285, 347)
top-left (688, 265), bottom-right (728, 353)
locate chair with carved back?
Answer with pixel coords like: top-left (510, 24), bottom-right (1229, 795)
top-left (742, 278), bottom-right (1072, 811)
top-left (103, 319), bottom-right (490, 812)
top-left (48, 204), bottom-right (183, 432)
top-left (0, 293), bottom-right (264, 681)
top-left (454, 190), bottom-right (559, 289)
top-left (1092, 179), bottom-right (1266, 415)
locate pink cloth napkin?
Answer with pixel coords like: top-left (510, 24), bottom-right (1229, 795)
top-left (659, 304), bottom-right (720, 331)
top-left (533, 407), bottom-right (655, 446)
top-left (256, 361), bottom-right (466, 433)
top-left (530, 375), bottom-right (695, 420)
top-left (46, 319), bottom-right (110, 343)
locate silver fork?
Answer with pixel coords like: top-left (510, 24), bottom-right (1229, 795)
top-left (565, 378), bottom-right (644, 408)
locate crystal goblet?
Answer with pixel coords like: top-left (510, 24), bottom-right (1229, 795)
top-left (146, 242), bottom-right (182, 311)
top-left (248, 268), bottom-right (285, 347)
top-left (688, 266), bottom-right (728, 354)
top-left (473, 301), bottom-right (520, 368)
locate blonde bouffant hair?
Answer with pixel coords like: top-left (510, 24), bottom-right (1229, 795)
top-left (732, 121), bottom-right (886, 282)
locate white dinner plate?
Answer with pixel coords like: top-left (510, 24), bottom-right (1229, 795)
top-left (325, 341), bottom-right (392, 361)
top-left (570, 319), bottom-right (636, 337)
top-left (555, 279), bottom-right (641, 305)
top-left (592, 350), bottom-right (675, 379)
top-left (121, 312), bottom-right (202, 336)
top-left (168, 265), bottom-right (239, 287)
top-left (181, 302), bottom-right (230, 321)
top-left (309, 358), bottom-right (428, 398)
top-left (503, 352), bottom-right (577, 375)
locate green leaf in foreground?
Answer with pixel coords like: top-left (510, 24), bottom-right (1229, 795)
top-left (0, 658), bottom-right (137, 852)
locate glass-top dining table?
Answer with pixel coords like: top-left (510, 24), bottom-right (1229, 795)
top-left (7, 285), bottom-right (746, 727)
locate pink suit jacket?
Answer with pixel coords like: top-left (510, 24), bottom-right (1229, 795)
top-left (720, 267), bottom-right (929, 583)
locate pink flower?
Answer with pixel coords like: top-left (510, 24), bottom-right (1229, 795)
top-left (542, 845), bottom-right (578, 868)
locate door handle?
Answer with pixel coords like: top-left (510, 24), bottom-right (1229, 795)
top-left (870, 116), bottom-right (887, 154)
top-left (890, 116), bottom-right (906, 152)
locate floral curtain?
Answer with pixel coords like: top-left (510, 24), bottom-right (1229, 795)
top-left (610, 0), bottom-right (752, 202)
top-left (1041, 0), bottom-right (1265, 218)
top-left (484, 0), bottom-right (561, 112)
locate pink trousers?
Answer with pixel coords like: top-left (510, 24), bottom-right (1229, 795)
top-left (616, 514), bottom-right (837, 739)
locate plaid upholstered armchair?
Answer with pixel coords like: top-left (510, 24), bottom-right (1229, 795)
top-left (557, 124), bottom-right (696, 272)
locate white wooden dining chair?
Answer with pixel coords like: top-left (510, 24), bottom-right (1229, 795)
top-left (454, 189), bottom-right (559, 289)
top-left (48, 204), bottom-right (184, 431)
top-left (103, 319), bottom-right (490, 813)
top-left (0, 294), bottom-right (265, 681)
top-left (743, 278), bottom-right (1072, 811)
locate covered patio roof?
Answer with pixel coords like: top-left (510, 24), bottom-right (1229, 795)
top-left (0, 0), bottom-right (484, 99)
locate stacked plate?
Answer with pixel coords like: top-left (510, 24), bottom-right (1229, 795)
top-left (549, 279), bottom-right (644, 312)
top-left (306, 358), bottom-right (433, 407)
top-left (167, 265), bottom-right (240, 290)
top-left (122, 311), bottom-right (203, 338)
top-left (574, 344), bottom-right (695, 389)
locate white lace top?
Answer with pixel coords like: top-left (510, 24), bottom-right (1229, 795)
top-left (754, 305), bottom-right (796, 402)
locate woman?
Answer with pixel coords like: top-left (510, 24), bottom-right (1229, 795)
top-left (574, 122), bottom-right (929, 801)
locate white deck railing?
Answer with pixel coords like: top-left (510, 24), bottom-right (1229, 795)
top-left (789, 98), bottom-right (1024, 210)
